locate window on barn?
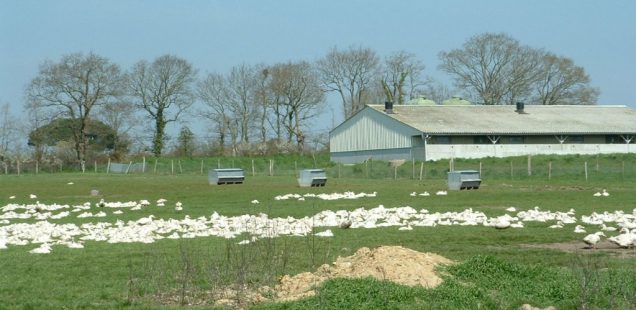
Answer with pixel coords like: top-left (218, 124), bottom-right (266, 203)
top-left (606, 135), bottom-right (622, 144)
top-left (568, 135), bottom-right (584, 144)
top-left (509, 136), bottom-right (524, 144)
top-left (473, 136), bottom-right (490, 144)
top-left (434, 136), bottom-right (451, 144)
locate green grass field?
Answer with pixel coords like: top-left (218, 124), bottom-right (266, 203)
top-left (2, 155), bottom-right (636, 309)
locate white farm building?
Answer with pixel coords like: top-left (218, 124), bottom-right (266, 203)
top-left (329, 103), bottom-right (636, 163)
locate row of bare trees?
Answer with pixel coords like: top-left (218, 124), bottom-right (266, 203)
top-left (439, 33), bottom-right (598, 105)
top-left (12, 32), bottom-right (598, 166)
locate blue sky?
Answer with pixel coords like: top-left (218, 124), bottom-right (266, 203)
top-left (1, 0), bottom-right (635, 137)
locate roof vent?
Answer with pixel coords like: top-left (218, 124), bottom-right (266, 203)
top-left (384, 101), bottom-right (394, 114)
top-left (515, 101), bottom-right (526, 114)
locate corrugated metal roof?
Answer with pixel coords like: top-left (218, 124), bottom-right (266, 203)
top-left (366, 104), bottom-right (636, 135)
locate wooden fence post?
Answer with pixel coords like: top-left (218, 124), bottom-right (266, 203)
top-left (548, 161), bottom-right (552, 180)
top-left (36, 160), bottom-right (39, 175)
top-left (419, 162), bottom-right (424, 181)
top-left (178, 160), bottom-right (183, 174)
top-left (527, 155), bottom-right (532, 176)
top-left (596, 154), bottom-right (599, 172)
top-left (153, 159), bottom-right (158, 174)
top-left (412, 159), bottom-right (415, 179)
top-left (479, 161), bottom-right (482, 177)
top-left (200, 160), bottom-right (204, 175)
top-left (510, 161), bottom-right (513, 179)
top-left (584, 161), bottom-right (588, 181)
top-left (251, 159), bottom-right (255, 176)
top-left (142, 157), bottom-right (146, 173)
top-left (17, 160), bottom-right (20, 176)
top-left (107, 158), bottom-right (111, 174)
top-left (171, 160), bottom-right (174, 175)
top-left (622, 161), bottom-right (625, 179)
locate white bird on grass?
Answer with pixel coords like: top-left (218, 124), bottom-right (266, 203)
top-left (506, 207), bottom-right (517, 212)
top-left (574, 225), bottom-right (586, 234)
top-left (436, 190), bottom-right (448, 196)
top-left (601, 224), bottom-right (617, 232)
top-left (251, 200), bottom-right (260, 204)
top-left (29, 194), bottom-right (37, 199)
top-left (315, 229), bottom-right (334, 237)
top-left (494, 218), bottom-right (511, 229)
top-left (583, 231), bottom-right (605, 249)
top-left (9, 196), bottom-right (15, 199)
top-left (602, 189), bottom-right (610, 197)
top-left (548, 221), bottom-right (564, 229)
top-left (67, 182), bottom-right (74, 185)
top-left (29, 243), bottom-right (51, 254)
top-left (175, 202), bottom-right (183, 211)
top-left (419, 192), bottom-right (430, 197)
top-left (608, 228), bottom-right (636, 248)
top-left (410, 192), bottom-right (417, 197)
top-left (593, 192), bottom-right (602, 197)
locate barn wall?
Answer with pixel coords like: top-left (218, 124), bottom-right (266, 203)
top-left (331, 148), bottom-right (416, 164)
top-left (425, 144), bottom-right (635, 161)
top-left (330, 108), bottom-right (420, 153)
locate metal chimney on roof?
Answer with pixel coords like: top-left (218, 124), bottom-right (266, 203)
top-left (515, 101), bottom-right (526, 114)
top-left (385, 101), bottom-right (394, 114)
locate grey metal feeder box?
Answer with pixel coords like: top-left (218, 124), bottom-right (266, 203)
top-left (209, 168), bottom-right (245, 185)
top-left (298, 169), bottom-right (327, 187)
top-left (447, 170), bottom-right (481, 190)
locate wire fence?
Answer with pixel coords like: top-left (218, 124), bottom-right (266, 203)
top-left (2, 154), bottom-right (636, 182)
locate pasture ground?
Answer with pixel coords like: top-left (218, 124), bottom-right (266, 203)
top-left (1, 160), bottom-right (636, 309)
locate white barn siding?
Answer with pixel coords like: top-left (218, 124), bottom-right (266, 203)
top-left (330, 108), bottom-right (419, 152)
top-left (425, 144), bottom-right (635, 161)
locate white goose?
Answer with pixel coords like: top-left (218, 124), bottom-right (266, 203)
top-left (574, 225), bottom-right (586, 234)
top-left (29, 243), bottom-right (52, 254)
top-left (607, 228), bottom-right (635, 248)
top-left (583, 231), bottom-right (605, 249)
top-left (315, 229), bottom-right (334, 237)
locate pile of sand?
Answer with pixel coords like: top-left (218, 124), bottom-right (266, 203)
top-left (274, 245), bottom-right (453, 302)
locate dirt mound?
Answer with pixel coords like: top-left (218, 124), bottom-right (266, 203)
top-left (275, 245), bottom-right (453, 301)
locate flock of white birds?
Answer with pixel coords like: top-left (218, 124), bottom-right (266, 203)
top-left (1, 189), bottom-right (635, 255)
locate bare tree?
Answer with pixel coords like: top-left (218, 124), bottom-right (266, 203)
top-left (25, 52), bottom-right (123, 164)
top-left (129, 55), bottom-right (196, 156)
top-left (226, 64), bottom-right (260, 144)
top-left (421, 78), bottom-right (453, 105)
top-left (380, 51), bottom-right (426, 104)
top-left (502, 46), bottom-right (544, 105)
top-left (0, 103), bottom-right (19, 160)
top-left (534, 52), bottom-right (599, 105)
top-left (254, 67), bottom-right (273, 145)
top-left (98, 99), bottom-right (137, 157)
top-left (197, 73), bottom-right (233, 155)
top-left (439, 33), bottom-right (521, 105)
top-left (317, 46), bottom-right (379, 118)
top-left (269, 61), bottom-right (325, 151)
top-left (197, 64), bottom-right (263, 156)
